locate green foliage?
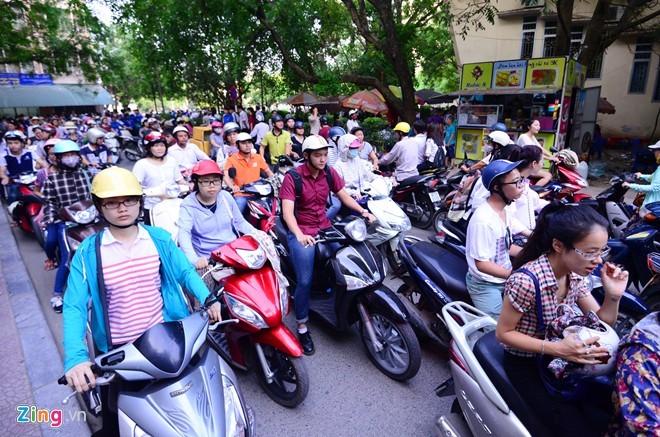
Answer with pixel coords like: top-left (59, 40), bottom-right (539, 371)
top-left (361, 116), bottom-right (391, 151)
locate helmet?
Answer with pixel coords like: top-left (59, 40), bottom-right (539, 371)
top-left (172, 125), bottom-right (189, 136)
top-left (337, 134), bottom-right (359, 153)
top-left (563, 321), bottom-right (620, 377)
top-left (319, 115), bottom-right (329, 125)
top-left (53, 140), bottom-right (80, 154)
top-left (284, 114), bottom-right (294, 122)
top-left (490, 122), bottom-right (507, 132)
top-left (144, 131), bottom-right (167, 147)
top-left (44, 138), bottom-right (60, 147)
top-left (86, 127), bottom-right (106, 143)
top-left (236, 132), bottom-right (252, 143)
top-left (64, 121), bottom-right (77, 129)
top-left (211, 121), bottom-right (223, 129)
top-left (83, 117), bottom-right (95, 125)
top-left (4, 130), bottom-right (26, 142)
top-left (393, 122), bottom-right (411, 134)
top-left (40, 123), bottom-right (56, 135)
top-left (348, 109), bottom-right (357, 116)
top-left (328, 126), bottom-right (346, 142)
top-left (350, 126), bottom-right (364, 135)
top-left (302, 135), bottom-right (329, 153)
top-left (271, 114), bottom-right (283, 123)
top-left (191, 160), bottom-right (222, 177)
top-left (482, 159), bottom-right (524, 191)
top-left (147, 118), bottom-right (158, 125)
top-left (648, 139), bottom-right (660, 150)
top-left (223, 122), bottom-right (240, 135)
top-left (256, 113), bottom-right (265, 122)
top-left (487, 131), bottom-right (514, 147)
top-left (557, 149), bottom-right (579, 169)
top-left (92, 167), bottom-right (143, 198)
top-left (294, 121), bottom-right (305, 130)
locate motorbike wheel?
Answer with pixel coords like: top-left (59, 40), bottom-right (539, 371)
top-left (256, 344), bottom-right (309, 408)
top-left (432, 208), bottom-right (448, 234)
top-left (359, 312), bottom-right (421, 381)
top-left (29, 215), bottom-right (45, 248)
top-left (409, 197), bottom-right (434, 229)
top-left (123, 142), bottom-right (142, 161)
top-left (109, 151), bottom-right (121, 164)
top-left (385, 243), bottom-right (403, 273)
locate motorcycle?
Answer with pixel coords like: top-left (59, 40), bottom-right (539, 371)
top-left (577, 173), bottom-right (634, 239)
top-left (60, 201), bottom-right (106, 263)
top-left (226, 167), bottom-right (279, 235)
top-left (58, 302), bottom-right (256, 436)
top-left (103, 131), bottom-right (122, 164)
top-left (273, 215), bottom-right (422, 381)
top-left (6, 171), bottom-right (46, 247)
top-left (143, 181), bottom-right (190, 242)
top-left (203, 235), bottom-right (310, 407)
top-left (531, 148), bottom-right (590, 203)
top-left (119, 128), bottom-right (144, 161)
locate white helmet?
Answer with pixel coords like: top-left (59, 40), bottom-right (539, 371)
top-left (337, 133), bottom-right (358, 154)
top-left (487, 130), bottom-right (513, 147)
top-left (223, 122), bottom-right (240, 134)
top-left (557, 149), bottom-right (579, 169)
top-left (236, 132), bottom-right (252, 142)
top-left (172, 125), bottom-right (189, 136)
top-left (302, 135), bottom-right (329, 153)
top-left (86, 127), bottom-right (106, 143)
top-left (648, 139), bottom-right (660, 150)
top-left (563, 321), bottom-right (620, 376)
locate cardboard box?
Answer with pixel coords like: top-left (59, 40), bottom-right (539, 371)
top-left (193, 126), bottom-right (212, 142)
top-left (189, 138), bottom-right (211, 155)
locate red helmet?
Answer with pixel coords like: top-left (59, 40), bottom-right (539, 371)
top-left (40, 123), bottom-right (57, 135)
top-left (191, 160), bottom-right (222, 177)
top-left (144, 131), bottom-right (167, 147)
top-left (211, 121), bottom-right (223, 129)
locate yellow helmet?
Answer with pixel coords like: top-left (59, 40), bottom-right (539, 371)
top-left (91, 167), bottom-right (143, 199)
top-left (393, 122), bottom-right (411, 133)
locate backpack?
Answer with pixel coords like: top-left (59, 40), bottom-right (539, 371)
top-left (286, 165), bottom-right (335, 219)
top-left (447, 172), bottom-right (481, 222)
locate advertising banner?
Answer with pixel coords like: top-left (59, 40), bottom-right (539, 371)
top-left (0, 73), bottom-right (53, 86)
top-left (460, 62), bottom-right (494, 91)
top-left (525, 57), bottom-right (566, 89)
top-left (492, 60), bottom-right (527, 89)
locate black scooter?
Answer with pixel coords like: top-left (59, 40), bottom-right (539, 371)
top-left (273, 216), bottom-right (421, 381)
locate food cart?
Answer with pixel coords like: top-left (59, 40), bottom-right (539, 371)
top-left (451, 56), bottom-right (601, 161)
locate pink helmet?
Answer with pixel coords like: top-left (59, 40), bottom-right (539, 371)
top-left (211, 121), bottom-right (223, 129)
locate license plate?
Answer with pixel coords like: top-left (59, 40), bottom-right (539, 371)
top-left (429, 191), bottom-right (441, 203)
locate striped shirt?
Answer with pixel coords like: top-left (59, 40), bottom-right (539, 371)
top-left (100, 225), bottom-right (164, 346)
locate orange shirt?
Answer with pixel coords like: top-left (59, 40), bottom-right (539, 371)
top-left (224, 152), bottom-right (269, 196)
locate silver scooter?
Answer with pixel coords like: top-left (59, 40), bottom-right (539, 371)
top-left (59, 306), bottom-right (255, 436)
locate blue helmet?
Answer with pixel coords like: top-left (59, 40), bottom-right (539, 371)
top-left (53, 140), bottom-right (80, 154)
top-left (328, 126), bottom-right (346, 143)
top-left (490, 122), bottom-right (507, 133)
top-left (481, 159), bottom-right (524, 191)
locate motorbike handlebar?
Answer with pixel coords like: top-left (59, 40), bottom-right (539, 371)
top-left (58, 364), bottom-right (102, 385)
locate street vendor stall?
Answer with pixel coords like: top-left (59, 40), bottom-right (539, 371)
top-left (450, 57), bottom-right (600, 161)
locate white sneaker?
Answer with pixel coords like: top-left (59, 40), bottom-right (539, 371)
top-left (50, 296), bottom-right (63, 313)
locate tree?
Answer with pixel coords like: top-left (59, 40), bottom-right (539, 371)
top-left (0, 0), bottom-right (106, 80)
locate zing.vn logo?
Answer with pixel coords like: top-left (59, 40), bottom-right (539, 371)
top-left (16, 405), bottom-right (86, 428)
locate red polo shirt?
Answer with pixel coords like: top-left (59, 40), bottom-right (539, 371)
top-left (279, 163), bottom-right (345, 236)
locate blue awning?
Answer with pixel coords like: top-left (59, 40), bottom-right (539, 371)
top-left (0, 84), bottom-right (114, 108)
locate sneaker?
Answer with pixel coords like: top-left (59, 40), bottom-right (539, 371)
top-left (51, 296), bottom-right (63, 313)
top-left (298, 331), bottom-right (315, 356)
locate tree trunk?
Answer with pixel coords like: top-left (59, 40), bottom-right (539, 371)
top-left (554, 0), bottom-right (575, 56)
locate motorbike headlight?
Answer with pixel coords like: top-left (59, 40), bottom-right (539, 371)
top-left (344, 219), bottom-right (367, 242)
top-left (278, 282), bottom-right (289, 316)
top-left (73, 206), bottom-right (98, 225)
top-left (225, 294), bottom-right (268, 329)
top-left (389, 216), bottom-right (411, 231)
top-left (222, 375), bottom-right (253, 437)
top-left (235, 247), bottom-right (267, 269)
top-left (344, 274), bottom-right (369, 291)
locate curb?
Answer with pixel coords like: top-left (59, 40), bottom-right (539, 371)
top-left (0, 208), bottom-right (91, 436)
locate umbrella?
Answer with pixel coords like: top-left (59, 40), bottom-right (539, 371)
top-left (370, 86), bottom-right (424, 104)
top-left (282, 92), bottom-right (320, 106)
top-left (598, 97), bottom-right (615, 115)
top-left (342, 90), bottom-right (388, 114)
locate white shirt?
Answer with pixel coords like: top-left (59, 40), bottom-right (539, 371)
top-left (167, 142), bottom-right (209, 169)
top-left (238, 110), bottom-right (249, 130)
top-left (346, 119), bottom-right (360, 134)
top-left (511, 182), bottom-right (549, 232)
top-left (132, 156), bottom-right (183, 209)
top-left (516, 134), bottom-right (541, 148)
top-left (466, 202), bottom-right (513, 283)
top-left (250, 122), bottom-right (269, 147)
top-left (379, 138), bottom-right (419, 181)
top-left (412, 133), bottom-right (427, 164)
top-left (308, 114), bottom-right (320, 135)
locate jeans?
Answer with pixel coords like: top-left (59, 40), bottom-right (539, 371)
top-left (326, 195), bottom-right (341, 221)
top-left (234, 195), bottom-right (249, 215)
top-left (5, 182), bottom-right (19, 205)
top-left (465, 272), bottom-right (504, 319)
top-left (48, 222), bottom-right (70, 296)
top-left (286, 231), bottom-right (316, 323)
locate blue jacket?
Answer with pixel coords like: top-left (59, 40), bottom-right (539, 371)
top-left (62, 225), bottom-right (210, 372)
top-left (629, 166), bottom-right (660, 207)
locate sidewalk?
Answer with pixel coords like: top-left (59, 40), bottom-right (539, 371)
top-left (0, 208), bottom-right (90, 437)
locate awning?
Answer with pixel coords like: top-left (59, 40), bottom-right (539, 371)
top-left (598, 97), bottom-right (616, 114)
top-left (447, 88), bottom-right (560, 97)
top-left (0, 84), bottom-right (114, 108)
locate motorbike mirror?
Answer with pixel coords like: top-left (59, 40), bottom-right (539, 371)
top-left (228, 168), bottom-right (237, 179)
top-left (549, 147), bottom-right (558, 153)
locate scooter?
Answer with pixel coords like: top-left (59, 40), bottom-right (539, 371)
top-left (203, 235), bottom-right (310, 407)
top-left (6, 171), bottom-right (46, 247)
top-left (226, 167), bottom-right (279, 234)
top-left (60, 201), bottom-right (106, 263)
top-left (389, 171), bottom-right (448, 229)
top-left (103, 131), bottom-right (122, 164)
top-left (143, 182), bottom-right (190, 242)
top-left (273, 215), bottom-right (422, 381)
top-left (119, 128), bottom-right (144, 161)
top-left (58, 303), bottom-right (256, 436)
top-left (577, 173), bottom-right (634, 239)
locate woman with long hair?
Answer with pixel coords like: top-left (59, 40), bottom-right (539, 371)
top-left (516, 118), bottom-right (557, 185)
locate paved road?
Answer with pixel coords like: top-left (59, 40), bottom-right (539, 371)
top-left (12, 203), bottom-right (452, 436)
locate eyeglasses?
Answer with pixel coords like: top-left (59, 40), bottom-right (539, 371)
top-left (500, 178), bottom-right (525, 188)
top-left (571, 246), bottom-right (611, 261)
top-left (198, 178), bottom-right (222, 187)
top-left (102, 198), bottom-right (140, 209)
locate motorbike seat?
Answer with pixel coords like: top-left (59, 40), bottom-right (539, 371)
top-left (473, 331), bottom-right (552, 436)
top-left (408, 242), bottom-right (470, 302)
top-left (528, 183), bottom-right (547, 193)
top-left (315, 242), bottom-right (339, 262)
top-left (443, 219), bottom-right (467, 245)
top-left (274, 217), bottom-right (290, 251)
top-left (397, 175), bottom-right (428, 187)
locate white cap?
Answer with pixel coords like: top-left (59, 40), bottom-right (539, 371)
top-left (649, 140), bottom-right (660, 150)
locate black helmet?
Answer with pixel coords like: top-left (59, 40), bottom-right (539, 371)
top-left (271, 114), bottom-right (283, 123)
top-left (294, 121), bottom-right (305, 129)
top-left (284, 114), bottom-right (294, 121)
top-left (320, 115), bottom-right (329, 125)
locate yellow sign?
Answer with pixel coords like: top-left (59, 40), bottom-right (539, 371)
top-left (456, 128), bottom-right (486, 161)
top-left (461, 62), bottom-right (494, 91)
top-left (525, 57), bottom-right (566, 89)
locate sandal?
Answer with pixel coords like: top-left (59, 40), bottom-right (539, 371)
top-left (44, 259), bottom-right (58, 271)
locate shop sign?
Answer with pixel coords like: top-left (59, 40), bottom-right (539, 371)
top-left (525, 57), bottom-right (566, 89)
top-left (0, 73), bottom-right (53, 86)
top-left (492, 60), bottom-right (527, 89)
top-left (460, 62), bottom-right (493, 91)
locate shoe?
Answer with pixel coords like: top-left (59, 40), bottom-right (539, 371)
top-left (51, 296), bottom-right (63, 313)
top-left (298, 331), bottom-right (315, 356)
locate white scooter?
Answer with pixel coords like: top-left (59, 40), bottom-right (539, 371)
top-left (143, 182), bottom-right (190, 242)
top-left (103, 132), bottom-right (122, 164)
top-left (59, 305), bottom-right (255, 436)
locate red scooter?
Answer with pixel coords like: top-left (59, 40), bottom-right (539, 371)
top-left (204, 235), bottom-right (309, 408)
top-left (7, 171), bottom-right (46, 247)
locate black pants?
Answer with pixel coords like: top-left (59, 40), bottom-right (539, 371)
top-left (503, 351), bottom-right (609, 437)
top-left (91, 384), bottom-right (119, 437)
top-left (141, 207), bottom-right (151, 226)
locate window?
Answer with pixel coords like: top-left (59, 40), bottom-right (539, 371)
top-left (629, 36), bottom-right (652, 94)
top-left (520, 17), bottom-right (537, 59)
top-left (569, 26), bottom-right (583, 58)
top-left (653, 67), bottom-right (660, 101)
top-left (543, 21), bottom-right (556, 56)
top-left (587, 52), bottom-right (604, 79)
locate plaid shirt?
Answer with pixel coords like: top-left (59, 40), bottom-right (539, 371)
top-left (503, 254), bottom-right (590, 357)
top-left (42, 168), bottom-right (92, 225)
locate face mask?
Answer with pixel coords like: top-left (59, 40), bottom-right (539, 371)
top-left (213, 129), bottom-right (222, 134)
top-left (483, 145), bottom-right (494, 154)
top-left (61, 155), bottom-right (80, 168)
top-left (349, 149), bottom-right (359, 158)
